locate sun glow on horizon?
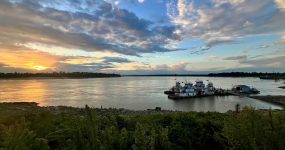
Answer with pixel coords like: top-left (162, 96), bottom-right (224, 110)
top-left (32, 65), bottom-right (48, 71)
top-left (0, 49), bottom-right (58, 71)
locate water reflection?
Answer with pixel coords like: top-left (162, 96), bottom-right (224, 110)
top-left (0, 80), bottom-right (48, 105)
top-left (0, 77), bottom-right (284, 112)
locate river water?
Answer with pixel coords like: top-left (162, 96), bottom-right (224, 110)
top-left (0, 77), bottom-right (284, 112)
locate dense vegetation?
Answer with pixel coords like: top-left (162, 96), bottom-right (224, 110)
top-left (0, 103), bottom-right (284, 150)
top-left (127, 72), bottom-right (285, 79)
top-left (208, 72), bottom-right (285, 79)
top-left (1, 72), bottom-right (285, 79)
top-left (0, 72), bottom-right (121, 79)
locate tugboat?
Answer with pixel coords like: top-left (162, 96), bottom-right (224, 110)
top-left (164, 81), bottom-right (182, 95)
top-left (205, 82), bottom-right (216, 95)
top-left (165, 80), bottom-right (219, 99)
top-left (194, 80), bottom-right (206, 96)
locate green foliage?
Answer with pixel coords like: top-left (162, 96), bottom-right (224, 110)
top-left (224, 107), bottom-right (285, 150)
top-left (0, 118), bottom-right (49, 150)
top-left (0, 105), bottom-right (284, 150)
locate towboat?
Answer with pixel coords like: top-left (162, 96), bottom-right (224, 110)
top-left (164, 81), bottom-right (182, 95)
top-left (165, 80), bottom-right (220, 99)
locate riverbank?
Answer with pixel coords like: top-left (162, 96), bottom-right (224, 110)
top-left (0, 102), bottom-right (179, 115)
top-left (126, 72), bottom-right (285, 79)
top-left (0, 102), bottom-right (285, 149)
top-left (0, 72), bottom-right (121, 79)
top-left (249, 95), bottom-right (285, 106)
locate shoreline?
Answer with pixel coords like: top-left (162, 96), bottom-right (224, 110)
top-left (249, 95), bottom-right (285, 106)
top-left (0, 101), bottom-right (283, 114)
top-left (0, 76), bottom-right (121, 80)
top-left (0, 102), bottom-right (181, 115)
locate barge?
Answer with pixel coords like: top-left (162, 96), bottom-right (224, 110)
top-left (164, 80), bottom-right (259, 100)
top-left (165, 80), bottom-right (229, 100)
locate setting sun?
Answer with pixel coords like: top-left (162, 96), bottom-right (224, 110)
top-left (32, 65), bottom-right (48, 71)
top-left (0, 49), bottom-right (59, 72)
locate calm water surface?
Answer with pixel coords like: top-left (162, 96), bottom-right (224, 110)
top-left (0, 77), bottom-right (284, 112)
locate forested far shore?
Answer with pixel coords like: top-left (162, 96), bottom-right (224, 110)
top-left (208, 72), bottom-right (285, 79)
top-left (0, 72), bottom-right (121, 79)
top-left (0, 102), bottom-right (284, 149)
top-left (126, 72), bottom-right (285, 79)
top-left (1, 72), bottom-right (285, 79)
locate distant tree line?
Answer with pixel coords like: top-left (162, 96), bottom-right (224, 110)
top-left (208, 72), bottom-right (285, 79)
top-left (0, 72), bottom-right (121, 78)
top-left (125, 74), bottom-right (205, 77)
top-left (126, 72), bottom-right (285, 79)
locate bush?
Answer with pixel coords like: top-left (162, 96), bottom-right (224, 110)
top-left (0, 105), bottom-right (284, 149)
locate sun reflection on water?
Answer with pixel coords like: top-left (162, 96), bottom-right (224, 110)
top-left (0, 80), bottom-right (48, 105)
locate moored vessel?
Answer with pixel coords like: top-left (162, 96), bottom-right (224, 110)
top-left (165, 80), bottom-right (222, 99)
top-left (231, 85), bottom-right (260, 94)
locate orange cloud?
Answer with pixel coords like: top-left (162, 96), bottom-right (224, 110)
top-left (275, 0), bottom-right (285, 11)
top-left (61, 57), bottom-right (104, 65)
top-left (0, 48), bottom-right (60, 71)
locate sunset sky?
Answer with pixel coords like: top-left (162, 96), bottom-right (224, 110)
top-left (0, 0), bottom-right (285, 74)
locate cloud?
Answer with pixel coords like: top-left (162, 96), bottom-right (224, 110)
top-left (206, 37), bottom-right (235, 48)
top-left (103, 57), bottom-right (132, 63)
top-left (208, 55), bottom-right (220, 61)
top-left (138, 0), bottom-right (144, 3)
top-left (167, 0), bottom-right (285, 50)
top-left (55, 63), bottom-right (114, 72)
top-left (0, 0), bottom-right (180, 56)
top-left (259, 45), bottom-right (270, 48)
top-left (114, 62), bottom-right (191, 75)
top-left (59, 56), bottom-right (135, 72)
top-left (105, 61), bottom-right (192, 74)
top-left (275, 0), bottom-right (285, 11)
top-left (213, 0), bottom-right (245, 7)
top-left (189, 46), bottom-right (211, 55)
top-left (218, 55), bottom-right (285, 72)
top-left (239, 56), bottom-right (285, 68)
top-left (0, 63), bottom-right (8, 68)
top-left (223, 55), bottom-right (247, 61)
top-left (155, 62), bottom-right (190, 71)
